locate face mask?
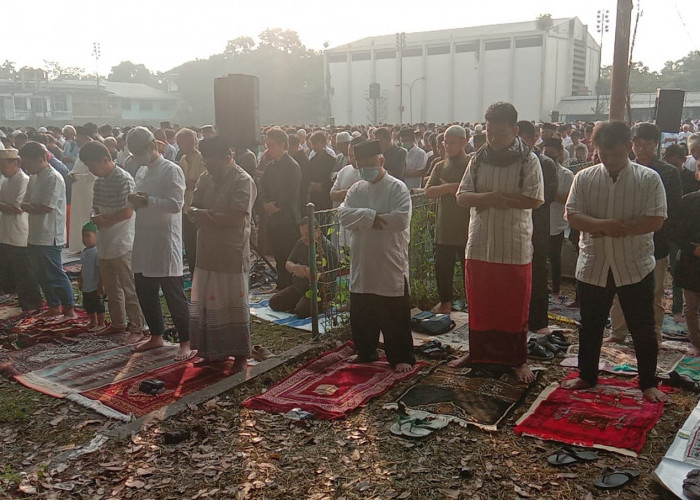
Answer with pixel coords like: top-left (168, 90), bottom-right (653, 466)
top-left (360, 167), bottom-right (381, 182)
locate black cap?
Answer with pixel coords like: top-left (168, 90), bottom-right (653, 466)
top-left (353, 140), bottom-right (382, 161)
top-left (75, 126), bottom-right (90, 137)
top-left (349, 136), bottom-right (366, 148)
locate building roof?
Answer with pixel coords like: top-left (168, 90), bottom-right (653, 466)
top-left (556, 91), bottom-right (700, 115)
top-left (326, 17), bottom-right (576, 52)
top-left (0, 79), bottom-right (176, 100)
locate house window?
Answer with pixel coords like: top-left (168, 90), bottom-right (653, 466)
top-left (140, 100), bottom-right (153, 111)
top-left (122, 99), bottom-right (131, 110)
top-left (160, 101), bottom-right (172, 111)
top-left (52, 95), bottom-right (68, 112)
top-left (13, 97), bottom-right (28, 111)
top-left (31, 97), bottom-right (47, 113)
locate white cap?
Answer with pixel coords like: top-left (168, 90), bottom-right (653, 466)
top-left (336, 131), bottom-right (352, 144)
top-left (351, 131), bottom-right (362, 138)
top-left (37, 127), bottom-right (47, 133)
top-left (297, 129), bottom-right (307, 136)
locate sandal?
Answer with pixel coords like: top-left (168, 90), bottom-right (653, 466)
top-left (547, 446), bottom-right (599, 466)
top-left (549, 331), bottom-right (571, 347)
top-left (389, 416), bottom-right (432, 438)
top-left (528, 339), bottom-right (554, 361)
top-left (593, 468), bottom-right (639, 489)
top-left (537, 337), bottom-right (566, 357)
top-left (251, 345), bottom-right (276, 362)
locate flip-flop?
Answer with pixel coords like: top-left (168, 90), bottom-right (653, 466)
top-left (528, 339), bottom-right (554, 361)
top-left (547, 446), bottom-right (599, 466)
top-left (389, 416), bottom-right (432, 438)
top-left (412, 418), bottom-right (449, 430)
top-left (537, 337), bottom-right (566, 357)
top-left (593, 468), bottom-right (639, 489)
top-left (416, 340), bottom-right (442, 353)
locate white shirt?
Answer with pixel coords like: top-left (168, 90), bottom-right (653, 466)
top-left (404, 145), bottom-right (428, 190)
top-left (131, 156), bottom-right (185, 277)
top-left (684, 155), bottom-right (697, 172)
top-left (24, 167), bottom-right (67, 246)
top-left (331, 164), bottom-right (361, 208)
top-left (565, 161), bottom-right (667, 288)
top-left (550, 164), bottom-right (574, 236)
top-left (678, 131), bottom-right (692, 144)
top-left (458, 151), bottom-right (544, 265)
top-left (339, 173), bottom-right (411, 297)
top-left (0, 170), bottom-right (29, 247)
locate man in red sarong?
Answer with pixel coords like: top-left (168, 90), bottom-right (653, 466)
top-left (456, 102), bottom-right (544, 383)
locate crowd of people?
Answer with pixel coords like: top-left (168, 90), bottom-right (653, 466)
top-left (0, 108), bottom-right (699, 398)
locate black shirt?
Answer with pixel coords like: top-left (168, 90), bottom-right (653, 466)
top-left (260, 152), bottom-right (301, 229)
top-left (680, 168), bottom-right (700, 196)
top-left (532, 153), bottom-right (558, 249)
top-left (383, 145), bottom-right (407, 181)
top-left (287, 236), bottom-right (339, 291)
top-left (307, 150), bottom-right (335, 210)
top-left (644, 158), bottom-right (682, 259)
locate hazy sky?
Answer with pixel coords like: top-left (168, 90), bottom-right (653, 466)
top-left (6, 0), bottom-right (699, 75)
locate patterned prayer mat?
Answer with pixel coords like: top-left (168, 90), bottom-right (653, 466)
top-left (663, 314), bottom-right (688, 339)
top-left (384, 363), bottom-right (537, 431)
top-left (675, 356), bottom-right (700, 382)
top-left (15, 344), bottom-right (179, 397)
top-left (241, 341), bottom-right (425, 419)
top-left (560, 344), bottom-right (685, 377)
top-left (78, 358), bottom-right (236, 418)
top-left (514, 375), bottom-right (670, 456)
top-left (0, 310), bottom-right (95, 350)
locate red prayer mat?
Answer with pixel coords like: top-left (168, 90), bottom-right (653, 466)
top-left (514, 374), bottom-right (670, 456)
top-left (1, 309), bottom-right (95, 350)
top-left (241, 341), bottom-right (425, 420)
top-left (80, 359), bottom-right (235, 417)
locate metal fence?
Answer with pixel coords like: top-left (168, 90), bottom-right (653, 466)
top-left (306, 193), bottom-right (466, 336)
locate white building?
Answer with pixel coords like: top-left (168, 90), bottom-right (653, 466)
top-left (325, 17), bottom-right (600, 125)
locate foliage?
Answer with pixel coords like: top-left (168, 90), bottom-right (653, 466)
top-left (535, 13), bottom-right (554, 31)
top-left (42, 60), bottom-right (86, 81)
top-left (224, 36), bottom-right (256, 57)
top-left (0, 60), bottom-right (17, 79)
top-left (108, 61), bottom-right (163, 88)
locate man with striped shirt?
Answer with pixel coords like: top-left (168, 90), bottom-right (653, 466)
top-left (563, 121), bottom-right (668, 403)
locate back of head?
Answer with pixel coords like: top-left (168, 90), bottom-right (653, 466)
top-left (18, 141), bottom-right (46, 160)
top-left (79, 141), bottom-right (111, 163)
top-left (516, 120), bottom-right (536, 138)
top-left (199, 135), bottom-right (232, 158)
top-left (485, 102), bottom-right (518, 126)
top-left (374, 127), bottom-right (391, 141)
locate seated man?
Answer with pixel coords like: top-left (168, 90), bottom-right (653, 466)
top-left (269, 218), bottom-right (337, 318)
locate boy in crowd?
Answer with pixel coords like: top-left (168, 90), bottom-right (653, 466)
top-left (79, 222), bottom-right (106, 331)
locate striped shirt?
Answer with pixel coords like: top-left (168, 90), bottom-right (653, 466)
top-left (458, 151), bottom-right (544, 265)
top-left (93, 165), bottom-right (134, 210)
top-left (565, 161), bottom-right (667, 288)
top-left (92, 166), bottom-right (135, 260)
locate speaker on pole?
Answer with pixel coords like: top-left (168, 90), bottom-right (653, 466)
top-left (214, 74), bottom-right (260, 148)
top-left (654, 88), bottom-right (685, 133)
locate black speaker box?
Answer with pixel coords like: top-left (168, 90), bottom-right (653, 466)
top-left (654, 89), bottom-right (685, 133)
top-left (214, 74), bottom-right (260, 148)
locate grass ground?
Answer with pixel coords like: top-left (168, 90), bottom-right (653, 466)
top-left (0, 279), bottom-right (694, 499)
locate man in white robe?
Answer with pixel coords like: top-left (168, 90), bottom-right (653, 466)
top-left (67, 126), bottom-right (96, 253)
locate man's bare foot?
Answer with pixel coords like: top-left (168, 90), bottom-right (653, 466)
top-left (536, 327), bottom-right (552, 335)
top-left (643, 387), bottom-right (669, 403)
top-left (603, 334), bottom-right (626, 343)
top-left (86, 322), bottom-right (96, 329)
top-left (564, 300), bottom-right (579, 308)
top-left (514, 363), bottom-right (536, 384)
top-left (38, 307), bottom-right (61, 317)
top-left (97, 326), bottom-right (127, 336)
top-left (133, 335), bottom-right (164, 352)
top-left (231, 356), bottom-right (247, 374)
top-left (394, 362), bottom-right (413, 373)
top-left (447, 354), bottom-right (470, 368)
top-left (688, 346), bottom-right (700, 357)
top-left (125, 332), bottom-right (148, 345)
top-left (174, 341), bottom-right (196, 361)
top-left (62, 308), bottom-right (78, 319)
top-left (90, 323), bottom-right (107, 332)
top-left (560, 377), bottom-right (592, 390)
top-left (431, 302), bottom-right (452, 314)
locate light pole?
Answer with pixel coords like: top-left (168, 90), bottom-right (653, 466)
top-left (92, 42), bottom-right (101, 88)
top-left (395, 32), bottom-right (406, 124)
top-left (595, 9), bottom-right (609, 118)
top-left (403, 77), bottom-right (425, 123)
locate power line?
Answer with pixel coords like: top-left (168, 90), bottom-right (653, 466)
top-left (673, 1), bottom-right (699, 53)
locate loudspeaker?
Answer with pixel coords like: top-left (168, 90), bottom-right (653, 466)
top-left (551, 110), bottom-right (560, 122)
top-left (654, 89), bottom-right (685, 133)
top-left (214, 74), bottom-right (260, 148)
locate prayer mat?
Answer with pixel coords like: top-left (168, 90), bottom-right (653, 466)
top-left (675, 357), bottom-right (700, 382)
top-left (663, 315), bottom-right (688, 339)
top-left (249, 298), bottom-right (344, 333)
top-left (63, 263), bottom-right (82, 275)
top-left (77, 358), bottom-right (236, 419)
top-left (547, 302), bottom-right (581, 325)
top-left (384, 363), bottom-right (538, 432)
top-left (0, 310), bottom-right (95, 350)
top-left (560, 344), bottom-right (685, 377)
top-left (241, 341), bottom-right (425, 420)
top-left (0, 332), bottom-right (126, 375)
top-left (15, 344), bottom-right (179, 397)
top-left (514, 374), bottom-right (670, 456)
top-left (0, 302), bottom-right (22, 320)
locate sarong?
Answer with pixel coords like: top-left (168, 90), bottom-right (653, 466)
top-left (466, 259), bottom-right (531, 366)
top-left (189, 270), bottom-right (251, 360)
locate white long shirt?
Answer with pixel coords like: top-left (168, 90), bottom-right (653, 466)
top-left (131, 156), bottom-right (185, 277)
top-left (550, 164), bottom-right (574, 236)
top-left (25, 166), bottom-right (67, 246)
top-left (565, 161), bottom-right (667, 288)
top-left (339, 173), bottom-right (411, 297)
top-left (404, 146), bottom-right (428, 190)
top-left (0, 170), bottom-right (30, 247)
top-left (331, 164), bottom-right (361, 208)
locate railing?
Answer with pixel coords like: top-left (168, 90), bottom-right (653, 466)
top-left (305, 193), bottom-right (445, 336)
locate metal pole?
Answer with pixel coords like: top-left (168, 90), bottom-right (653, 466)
top-left (609, 0), bottom-right (633, 121)
top-left (306, 203), bottom-right (320, 339)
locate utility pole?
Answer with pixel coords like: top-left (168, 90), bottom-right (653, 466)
top-left (595, 9), bottom-right (609, 118)
top-left (609, 0), bottom-right (633, 120)
top-left (396, 32), bottom-right (406, 124)
top-left (92, 42), bottom-right (101, 88)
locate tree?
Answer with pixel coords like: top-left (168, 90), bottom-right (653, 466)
top-left (0, 60), bottom-right (17, 79)
top-left (42, 60), bottom-right (86, 81)
top-left (258, 28), bottom-right (309, 56)
top-left (225, 36), bottom-right (255, 57)
top-left (108, 61), bottom-right (159, 86)
top-left (536, 14), bottom-right (554, 31)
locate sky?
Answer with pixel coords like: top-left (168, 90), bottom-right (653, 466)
top-left (5, 0), bottom-right (699, 75)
